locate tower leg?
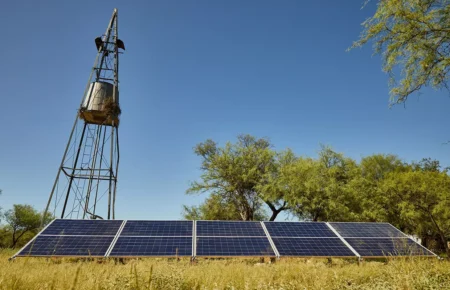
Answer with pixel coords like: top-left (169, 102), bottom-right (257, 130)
top-left (61, 122), bottom-right (88, 218)
top-left (42, 116), bottom-right (79, 226)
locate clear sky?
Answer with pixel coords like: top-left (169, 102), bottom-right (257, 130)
top-left (1, 0), bottom-right (449, 220)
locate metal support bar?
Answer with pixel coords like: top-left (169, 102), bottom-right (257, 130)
top-left (112, 127), bottom-right (119, 219)
top-left (42, 115), bottom-right (79, 226)
top-left (261, 221), bottom-right (280, 258)
top-left (108, 121), bottom-right (114, 219)
top-left (326, 222), bottom-right (361, 260)
top-left (105, 220), bottom-right (127, 257)
top-left (192, 220), bottom-right (197, 258)
top-left (61, 122), bottom-right (88, 218)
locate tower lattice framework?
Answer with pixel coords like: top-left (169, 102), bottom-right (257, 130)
top-left (43, 9), bottom-right (125, 222)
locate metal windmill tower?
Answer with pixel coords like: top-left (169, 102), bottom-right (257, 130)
top-left (43, 9), bottom-right (125, 222)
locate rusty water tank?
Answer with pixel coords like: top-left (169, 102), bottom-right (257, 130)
top-left (79, 81), bottom-right (120, 126)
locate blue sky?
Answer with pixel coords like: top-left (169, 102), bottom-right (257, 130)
top-left (1, 0), bottom-right (449, 220)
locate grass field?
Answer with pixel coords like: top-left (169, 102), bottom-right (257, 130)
top-left (0, 249), bottom-right (449, 289)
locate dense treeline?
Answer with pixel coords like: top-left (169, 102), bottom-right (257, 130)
top-left (184, 135), bottom-right (450, 255)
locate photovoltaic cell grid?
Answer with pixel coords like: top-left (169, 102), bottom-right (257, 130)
top-left (41, 219), bottom-right (122, 236)
top-left (110, 237), bottom-right (192, 256)
top-left (17, 235), bottom-right (114, 257)
top-left (346, 238), bottom-right (434, 257)
top-left (196, 221), bottom-right (265, 236)
top-left (271, 238), bottom-right (355, 257)
top-left (195, 221), bottom-right (271, 256)
top-left (13, 220), bottom-right (436, 259)
top-left (264, 222), bottom-right (356, 257)
top-left (328, 222), bottom-right (406, 238)
top-left (196, 237), bottom-right (275, 256)
top-left (328, 222), bottom-right (435, 257)
top-left (264, 222), bottom-right (336, 237)
top-left (120, 220), bottom-right (192, 236)
top-left (108, 221), bottom-right (194, 257)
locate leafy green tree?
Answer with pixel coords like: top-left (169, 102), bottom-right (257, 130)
top-left (182, 193), bottom-right (268, 220)
top-left (187, 134), bottom-right (286, 221)
top-left (351, 0), bottom-right (450, 104)
top-left (381, 170), bottom-right (450, 256)
top-left (276, 146), bottom-right (362, 221)
top-left (350, 154), bottom-right (411, 224)
top-left (4, 204), bottom-right (53, 248)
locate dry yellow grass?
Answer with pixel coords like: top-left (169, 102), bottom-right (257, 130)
top-left (0, 249), bottom-right (449, 289)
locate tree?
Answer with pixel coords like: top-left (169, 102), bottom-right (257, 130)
top-left (351, 154), bottom-right (411, 224)
top-left (187, 134), bottom-right (286, 221)
top-left (4, 204), bottom-right (53, 248)
top-left (276, 146), bottom-right (362, 222)
top-left (351, 0), bottom-right (450, 104)
top-left (182, 193), bottom-right (268, 220)
top-left (256, 149), bottom-right (295, 220)
top-left (381, 170), bottom-right (450, 257)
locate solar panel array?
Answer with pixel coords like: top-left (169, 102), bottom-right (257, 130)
top-left (13, 220), bottom-right (436, 259)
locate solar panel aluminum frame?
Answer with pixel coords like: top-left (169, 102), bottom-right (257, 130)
top-left (10, 219), bottom-right (57, 260)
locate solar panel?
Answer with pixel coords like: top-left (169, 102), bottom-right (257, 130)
top-left (328, 222), bottom-right (405, 238)
top-left (196, 237), bottom-right (275, 256)
top-left (120, 221), bottom-right (192, 236)
top-left (17, 235), bottom-right (114, 257)
top-left (12, 219), bottom-right (436, 259)
top-left (345, 238), bottom-right (435, 257)
top-left (264, 222), bottom-right (336, 237)
top-left (196, 221), bottom-right (265, 237)
top-left (42, 219), bottom-right (122, 236)
top-left (109, 237), bottom-right (192, 256)
top-left (272, 237), bottom-right (356, 257)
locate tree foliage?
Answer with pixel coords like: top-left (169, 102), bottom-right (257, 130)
top-left (182, 193), bottom-right (268, 221)
top-left (3, 204), bottom-right (53, 248)
top-left (187, 134), bottom-right (286, 221)
top-left (268, 146), bottom-right (362, 222)
top-left (351, 0), bottom-right (450, 104)
top-left (381, 170), bottom-right (450, 256)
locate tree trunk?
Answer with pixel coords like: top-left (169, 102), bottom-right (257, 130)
top-left (11, 229), bottom-right (27, 248)
top-left (11, 230), bottom-right (17, 248)
top-left (266, 201), bottom-right (288, 221)
top-left (428, 211), bottom-right (449, 258)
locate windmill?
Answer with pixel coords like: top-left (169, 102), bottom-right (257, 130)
top-left (43, 9), bottom-right (125, 222)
